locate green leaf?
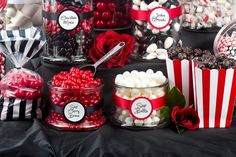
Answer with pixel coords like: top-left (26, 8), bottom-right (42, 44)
top-left (166, 87), bottom-right (186, 109)
top-left (176, 125), bottom-right (186, 134)
top-left (160, 106), bottom-right (171, 119)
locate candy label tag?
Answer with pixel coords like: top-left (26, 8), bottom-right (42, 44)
top-left (63, 101), bottom-right (85, 123)
top-left (130, 97), bottom-right (153, 120)
top-left (148, 7), bottom-right (170, 30)
top-left (58, 9), bottom-right (80, 31)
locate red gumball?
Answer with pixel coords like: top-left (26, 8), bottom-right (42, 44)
top-left (107, 20), bottom-right (116, 28)
top-left (95, 20), bottom-right (106, 28)
top-left (94, 11), bottom-right (102, 20)
top-left (107, 2), bottom-right (116, 11)
top-left (96, 2), bottom-right (107, 12)
top-left (114, 11), bottom-right (123, 18)
top-left (102, 11), bottom-right (112, 21)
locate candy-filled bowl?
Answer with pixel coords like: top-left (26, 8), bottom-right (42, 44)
top-left (46, 68), bottom-right (106, 130)
top-left (110, 70), bottom-right (169, 129)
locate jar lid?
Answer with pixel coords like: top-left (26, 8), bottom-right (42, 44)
top-left (213, 20), bottom-right (236, 60)
top-left (7, 0), bottom-right (42, 4)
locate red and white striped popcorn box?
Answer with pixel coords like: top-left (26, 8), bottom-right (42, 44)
top-left (192, 61), bottom-right (236, 128)
top-left (166, 58), bottom-right (194, 107)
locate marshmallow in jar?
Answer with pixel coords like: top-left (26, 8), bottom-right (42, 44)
top-left (131, 0), bottom-right (182, 60)
top-left (5, 0), bottom-right (42, 30)
top-left (182, 0), bottom-right (233, 30)
top-left (112, 69), bottom-right (169, 128)
top-left (93, 0), bottom-right (131, 29)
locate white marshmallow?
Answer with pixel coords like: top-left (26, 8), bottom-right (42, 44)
top-left (134, 120), bottom-right (144, 126)
top-left (147, 1), bottom-right (160, 10)
top-left (144, 117), bottom-right (153, 126)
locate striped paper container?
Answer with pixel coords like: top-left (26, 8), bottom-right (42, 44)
top-left (166, 58), bottom-right (194, 107)
top-left (192, 61), bottom-right (236, 128)
top-left (0, 97), bottom-right (42, 120)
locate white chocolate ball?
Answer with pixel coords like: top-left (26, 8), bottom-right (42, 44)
top-left (134, 120), bottom-right (144, 126)
top-left (144, 117), bottom-right (152, 126)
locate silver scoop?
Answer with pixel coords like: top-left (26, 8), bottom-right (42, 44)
top-left (80, 42), bottom-right (125, 75)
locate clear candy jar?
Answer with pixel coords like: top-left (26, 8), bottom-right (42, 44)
top-left (42, 0), bottom-right (93, 63)
top-left (93, 0), bottom-right (131, 29)
top-left (182, 0), bottom-right (233, 30)
top-left (5, 0), bottom-right (42, 30)
top-left (111, 70), bottom-right (169, 128)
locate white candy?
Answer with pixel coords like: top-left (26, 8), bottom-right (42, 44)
top-left (6, 7), bottom-right (16, 18)
top-left (118, 115), bottom-right (126, 122)
top-left (121, 110), bottom-right (130, 117)
top-left (123, 71), bottom-right (130, 77)
top-left (147, 23), bottom-right (152, 30)
top-left (135, 29), bottom-right (143, 37)
top-left (124, 117), bottom-right (134, 126)
top-left (152, 29), bottom-right (159, 34)
top-left (135, 20), bottom-right (143, 25)
top-left (131, 89), bottom-right (141, 98)
top-left (131, 70), bottom-right (139, 76)
top-left (174, 23), bottom-right (181, 32)
top-left (134, 120), bottom-right (144, 126)
top-left (143, 89), bottom-right (152, 97)
top-left (147, 1), bottom-right (160, 10)
top-left (158, 0), bottom-right (168, 5)
top-left (152, 116), bottom-right (160, 125)
top-left (140, 1), bottom-right (148, 10)
top-left (164, 37), bottom-right (174, 49)
top-left (146, 69), bottom-right (154, 74)
top-left (144, 117), bottom-right (152, 126)
top-left (151, 110), bottom-right (157, 117)
top-left (132, 4), bottom-right (139, 10)
top-left (149, 94), bottom-right (158, 99)
top-left (160, 25), bottom-right (170, 32)
top-left (133, 0), bottom-right (141, 6)
top-left (146, 43), bottom-right (157, 54)
top-left (145, 53), bottom-right (158, 60)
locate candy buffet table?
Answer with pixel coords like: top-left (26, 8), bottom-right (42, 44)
top-left (1, 30), bottom-right (233, 157)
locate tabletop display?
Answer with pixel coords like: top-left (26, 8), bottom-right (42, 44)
top-left (0, 0), bottom-right (236, 156)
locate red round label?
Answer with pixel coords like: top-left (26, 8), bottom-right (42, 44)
top-left (148, 7), bottom-right (171, 30)
top-left (129, 97), bottom-right (153, 120)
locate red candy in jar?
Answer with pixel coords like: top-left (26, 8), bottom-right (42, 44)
top-left (42, 0), bottom-right (93, 62)
top-left (93, 0), bottom-right (131, 29)
top-left (46, 67), bottom-right (106, 130)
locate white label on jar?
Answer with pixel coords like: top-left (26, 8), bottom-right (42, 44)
top-left (130, 97), bottom-right (153, 120)
top-left (63, 101), bottom-right (85, 123)
top-left (58, 10), bottom-right (79, 31)
top-left (148, 7), bottom-right (170, 30)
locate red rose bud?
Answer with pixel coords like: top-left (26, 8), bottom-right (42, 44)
top-left (89, 31), bottom-right (134, 68)
top-left (171, 106), bottom-right (200, 130)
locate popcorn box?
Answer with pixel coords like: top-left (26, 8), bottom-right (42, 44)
top-left (192, 61), bottom-right (236, 128)
top-left (166, 58), bottom-right (194, 107)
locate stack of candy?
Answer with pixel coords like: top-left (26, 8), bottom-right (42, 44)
top-left (192, 53), bottom-right (236, 128)
top-left (93, 1), bottom-right (130, 29)
top-left (42, 0), bottom-right (93, 62)
top-left (131, 0), bottom-right (182, 60)
top-left (112, 69), bottom-right (168, 128)
top-left (182, 0), bottom-right (233, 29)
top-left (47, 67), bottom-right (106, 130)
top-left (166, 47), bottom-right (211, 107)
top-left (5, 0), bottom-right (42, 30)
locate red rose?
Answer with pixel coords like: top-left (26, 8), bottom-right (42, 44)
top-left (89, 31), bottom-right (134, 68)
top-left (171, 106), bottom-right (200, 130)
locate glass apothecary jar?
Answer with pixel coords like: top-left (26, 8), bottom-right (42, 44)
top-left (42, 0), bottom-right (93, 64)
top-left (5, 0), bottom-right (42, 30)
top-left (93, 0), bottom-right (131, 30)
top-left (47, 82), bottom-right (106, 130)
top-left (110, 70), bottom-right (169, 128)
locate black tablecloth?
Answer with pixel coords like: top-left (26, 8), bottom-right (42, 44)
top-left (1, 30), bottom-right (233, 157)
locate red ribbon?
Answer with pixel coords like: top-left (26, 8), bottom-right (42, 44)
top-left (130, 5), bottom-right (182, 21)
top-left (113, 94), bottom-right (166, 110)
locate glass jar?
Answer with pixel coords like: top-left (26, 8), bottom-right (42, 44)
top-left (130, 0), bottom-right (182, 60)
top-left (5, 0), bottom-right (42, 30)
top-left (93, 0), bottom-right (131, 30)
top-left (182, 0), bottom-right (233, 30)
top-left (111, 79), bottom-right (169, 128)
top-left (42, 0), bottom-right (93, 64)
top-left (47, 82), bottom-right (106, 130)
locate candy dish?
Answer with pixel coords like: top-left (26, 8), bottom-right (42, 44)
top-left (46, 67), bottom-right (106, 130)
top-left (111, 69), bottom-right (169, 128)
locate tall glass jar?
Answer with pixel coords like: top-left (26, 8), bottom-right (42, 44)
top-left (42, 0), bottom-right (93, 63)
top-left (93, 0), bottom-right (131, 30)
top-left (5, 0), bottom-right (42, 30)
top-left (131, 0), bottom-right (182, 60)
